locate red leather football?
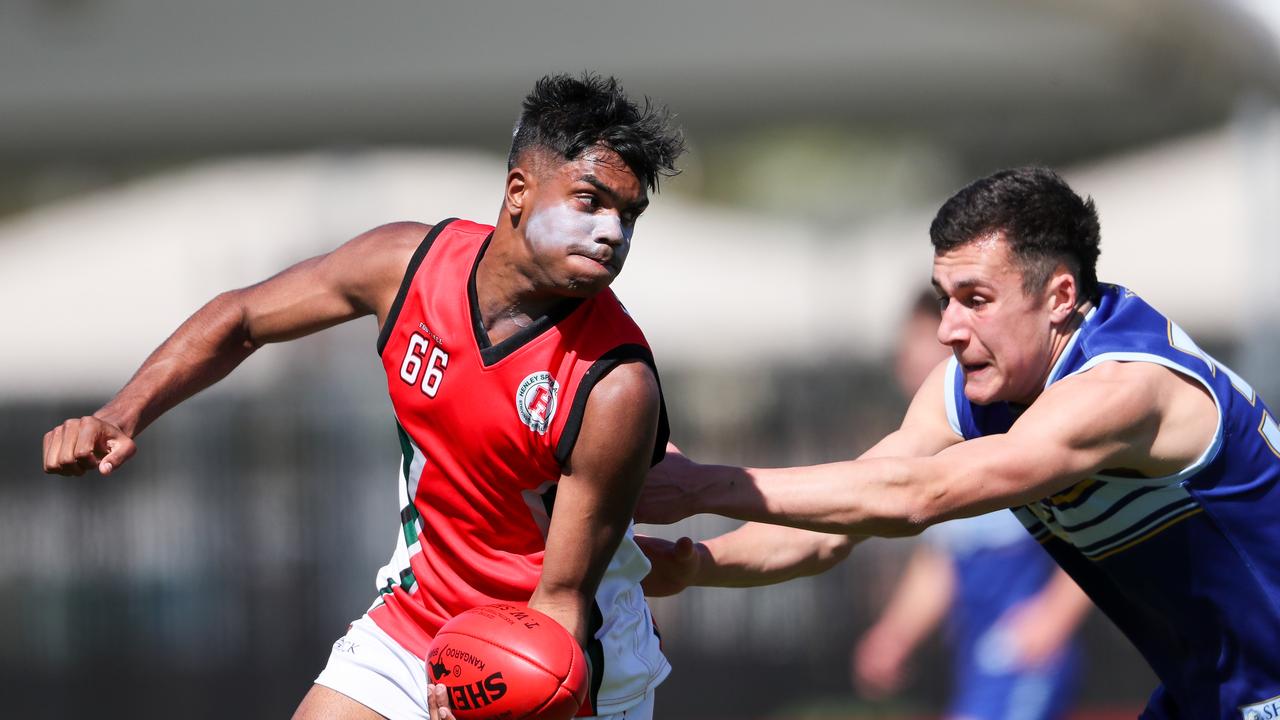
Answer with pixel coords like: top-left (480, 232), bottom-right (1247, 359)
top-left (427, 604), bottom-right (588, 720)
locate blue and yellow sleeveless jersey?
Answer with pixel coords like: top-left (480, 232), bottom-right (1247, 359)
top-left (945, 284), bottom-right (1280, 720)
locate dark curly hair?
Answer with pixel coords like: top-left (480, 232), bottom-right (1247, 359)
top-left (508, 73), bottom-right (685, 192)
top-left (930, 167), bottom-right (1102, 302)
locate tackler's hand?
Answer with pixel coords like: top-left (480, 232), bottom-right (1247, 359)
top-left (42, 415), bottom-right (137, 477)
top-left (635, 534), bottom-right (704, 597)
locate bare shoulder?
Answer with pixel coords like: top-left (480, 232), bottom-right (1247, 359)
top-left (337, 221), bottom-right (432, 269)
top-left (1019, 359), bottom-right (1216, 474)
top-left (567, 360), bottom-right (661, 476)
top-left (1061, 359), bottom-right (1211, 412)
top-left (328, 221), bottom-right (433, 317)
top-left (1024, 361), bottom-right (1164, 434)
top-left (580, 361), bottom-right (661, 445)
top-left (1082, 357), bottom-right (1217, 444)
top-left (588, 360), bottom-right (660, 412)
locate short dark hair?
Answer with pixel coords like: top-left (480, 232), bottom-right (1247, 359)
top-left (508, 73), bottom-right (685, 192)
top-left (930, 167), bottom-right (1101, 302)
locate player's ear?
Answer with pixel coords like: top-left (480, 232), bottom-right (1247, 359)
top-left (1046, 265), bottom-right (1078, 324)
top-left (505, 166), bottom-right (531, 223)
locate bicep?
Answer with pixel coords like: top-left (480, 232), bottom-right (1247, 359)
top-left (699, 522), bottom-right (858, 585)
top-left (920, 434), bottom-right (1083, 521)
top-left (235, 222), bottom-right (426, 345)
top-left (921, 370), bottom-right (1162, 522)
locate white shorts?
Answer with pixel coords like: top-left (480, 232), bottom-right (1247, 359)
top-left (315, 614), bottom-right (655, 720)
top-left (316, 614), bottom-right (429, 719)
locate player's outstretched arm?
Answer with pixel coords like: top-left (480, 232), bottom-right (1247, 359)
top-left (637, 523), bottom-right (858, 597)
top-left (634, 361), bottom-right (960, 592)
top-left (41, 222), bottom-right (429, 477)
top-left (529, 360), bottom-right (661, 648)
top-left (634, 427), bottom-right (927, 592)
top-left (647, 361), bottom-right (1214, 537)
top-left (636, 359), bottom-right (960, 527)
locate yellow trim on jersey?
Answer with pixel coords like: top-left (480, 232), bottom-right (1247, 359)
top-left (1049, 478), bottom-right (1097, 506)
top-left (1166, 319), bottom-right (1215, 377)
top-left (1260, 412), bottom-right (1280, 460)
top-left (1090, 507), bottom-right (1205, 561)
top-left (1235, 383), bottom-right (1258, 407)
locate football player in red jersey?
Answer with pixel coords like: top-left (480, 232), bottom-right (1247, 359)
top-left (42, 73), bottom-right (684, 720)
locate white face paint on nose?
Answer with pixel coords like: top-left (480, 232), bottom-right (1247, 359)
top-left (526, 202), bottom-right (631, 253)
top-left (589, 212), bottom-right (632, 270)
top-left (593, 212), bottom-right (627, 245)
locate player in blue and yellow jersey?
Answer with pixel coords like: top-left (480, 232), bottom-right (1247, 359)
top-left (637, 167), bottom-right (1280, 720)
top-left (852, 291), bottom-right (1087, 720)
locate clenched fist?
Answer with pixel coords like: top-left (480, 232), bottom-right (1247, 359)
top-left (43, 415), bottom-right (136, 476)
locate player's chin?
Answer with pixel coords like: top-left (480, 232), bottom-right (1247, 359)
top-left (962, 373), bottom-right (1003, 405)
top-left (555, 278), bottom-right (608, 299)
top-left (561, 267), bottom-right (618, 295)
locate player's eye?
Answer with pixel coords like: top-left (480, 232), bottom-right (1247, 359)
top-left (936, 295), bottom-right (949, 311)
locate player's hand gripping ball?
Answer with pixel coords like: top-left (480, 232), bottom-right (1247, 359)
top-left (427, 604), bottom-right (588, 720)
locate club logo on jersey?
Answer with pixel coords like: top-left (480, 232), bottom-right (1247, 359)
top-left (516, 371), bottom-right (559, 434)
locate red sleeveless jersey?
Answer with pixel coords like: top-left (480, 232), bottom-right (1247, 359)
top-left (368, 218), bottom-right (670, 713)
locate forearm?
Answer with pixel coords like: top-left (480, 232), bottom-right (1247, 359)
top-left (98, 291), bottom-right (258, 436)
top-left (531, 501), bottom-right (638, 648)
top-left (528, 583), bottom-right (595, 649)
top-left (691, 459), bottom-right (932, 537)
top-left (535, 361), bottom-right (660, 646)
top-left (693, 434), bottom-right (1064, 537)
top-left (694, 523), bottom-right (860, 588)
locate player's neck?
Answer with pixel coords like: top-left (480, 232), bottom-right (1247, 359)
top-left (1052, 298), bottom-right (1092, 357)
top-left (1030, 298), bottom-right (1094, 404)
top-left (474, 231), bottom-right (565, 342)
